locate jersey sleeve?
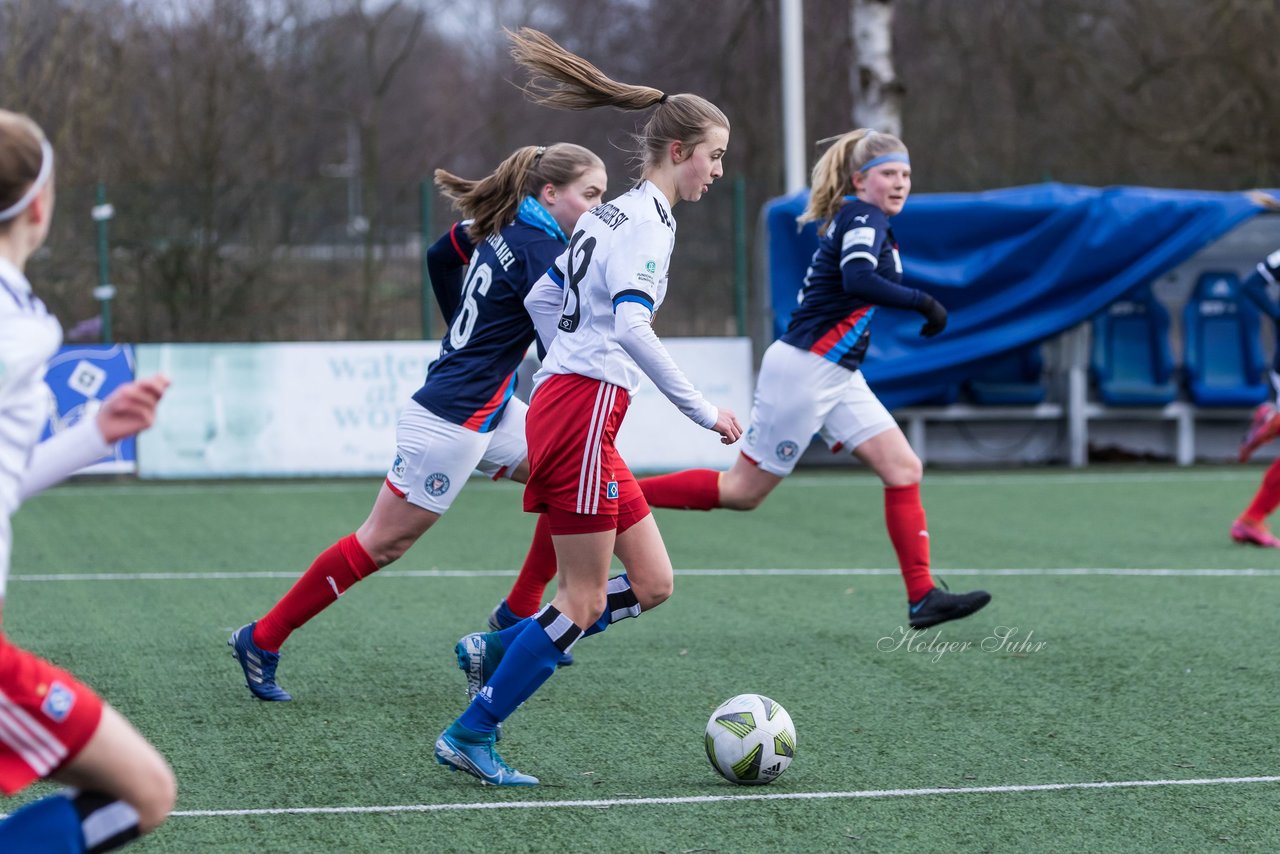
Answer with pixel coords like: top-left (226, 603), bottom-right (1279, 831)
top-left (605, 220), bottom-right (673, 316)
top-left (0, 314), bottom-right (59, 400)
top-left (524, 262), bottom-right (567, 359)
top-left (1241, 271), bottom-right (1280, 320)
top-left (614, 301), bottom-right (717, 428)
top-left (835, 210), bottom-right (924, 311)
top-left (426, 221), bottom-right (475, 324)
top-left (19, 416), bottom-right (112, 502)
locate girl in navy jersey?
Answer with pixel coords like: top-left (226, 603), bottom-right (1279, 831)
top-left (1231, 247), bottom-right (1280, 546)
top-left (434, 28), bottom-right (741, 787)
top-left (229, 143), bottom-right (606, 700)
top-left (637, 128), bottom-right (992, 629)
top-left (0, 110), bottom-right (176, 851)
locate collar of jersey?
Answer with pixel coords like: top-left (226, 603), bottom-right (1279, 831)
top-left (639, 180), bottom-right (675, 219)
top-left (517, 196), bottom-right (567, 243)
top-left (0, 256), bottom-right (32, 297)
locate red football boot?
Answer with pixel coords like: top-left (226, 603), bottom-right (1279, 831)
top-left (1230, 517), bottom-right (1280, 548)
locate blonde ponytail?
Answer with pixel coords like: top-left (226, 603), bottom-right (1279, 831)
top-left (508, 28), bottom-right (729, 173)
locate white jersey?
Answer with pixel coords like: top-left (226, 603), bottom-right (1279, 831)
top-left (0, 257), bottom-right (62, 596)
top-left (526, 181), bottom-right (717, 428)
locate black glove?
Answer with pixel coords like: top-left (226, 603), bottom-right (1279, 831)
top-left (916, 294), bottom-right (948, 338)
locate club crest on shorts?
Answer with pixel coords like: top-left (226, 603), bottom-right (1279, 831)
top-left (391, 453), bottom-right (407, 479)
top-left (606, 481), bottom-right (619, 500)
top-left (425, 473), bottom-right (451, 497)
top-left (776, 440), bottom-right (800, 462)
top-left (42, 681), bottom-right (75, 723)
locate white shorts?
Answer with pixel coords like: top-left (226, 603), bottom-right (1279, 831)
top-left (742, 341), bottom-right (897, 476)
top-left (385, 398), bottom-right (528, 513)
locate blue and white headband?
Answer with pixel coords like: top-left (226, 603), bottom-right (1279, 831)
top-left (858, 152), bottom-right (909, 173)
top-left (0, 138), bottom-right (54, 223)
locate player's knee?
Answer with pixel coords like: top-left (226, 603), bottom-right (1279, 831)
top-left (366, 540), bottom-right (407, 567)
top-left (133, 757), bottom-right (178, 833)
top-left (633, 574), bottom-right (673, 609)
top-left (880, 455), bottom-right (922, 487)
top-left (564, 589), bottom-right (608, 628)
top-left (718, 483), bottom-right (768, 511)
top-left (361, 530), bottom-right (416, 567)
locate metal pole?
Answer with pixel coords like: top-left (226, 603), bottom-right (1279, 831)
top-left (91, 182), bottom-right (115, 343)
top-left (780, 0), bottom-right (807, 194)
top-left (732, 175), bottom-right (748, 337)
top-left (419, 180), bottom-right (433, 339)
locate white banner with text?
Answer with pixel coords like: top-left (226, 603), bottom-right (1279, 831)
top-left (135, 339), bottom-right (753, 478)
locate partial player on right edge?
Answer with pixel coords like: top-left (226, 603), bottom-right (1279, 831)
top-left (1231, 247), bottom-right (1280, 547)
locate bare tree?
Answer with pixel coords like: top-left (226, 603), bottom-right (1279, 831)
top-left (336, 0), bottom-right (425, 338)
top-left (5, 0), bottom-right (1280, 343)
top-left (851, 0), bottom-right (901, 135)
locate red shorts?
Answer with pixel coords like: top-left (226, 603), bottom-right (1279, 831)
top-left (0, 634), bottom-right (104, 795)
top-left (524, 373), bottom-right (650, 534)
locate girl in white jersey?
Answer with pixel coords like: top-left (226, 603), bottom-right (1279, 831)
top-left (434, 28), bottom-right (741, 787)
top-left (0, 111), bottom-right (176, 851)
top-left (638, 129), bottom-right (991, 630)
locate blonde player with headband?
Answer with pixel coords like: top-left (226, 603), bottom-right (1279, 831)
top-left (0, 111), bottom-right (175, 850)
top-left (638, 129), bottom-right (992, 629)
top-left (434, 28), bottom-right (741, 786)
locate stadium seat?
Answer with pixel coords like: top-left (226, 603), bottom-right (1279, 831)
top-left (911, 381), bottom-right (962, 406)
top-left (1090, 283), bottom-right (1179, 406)
top-left (1182, 272), bottom-right (1269, 406)
top-left (964, 346), bottom-right (1047, 405)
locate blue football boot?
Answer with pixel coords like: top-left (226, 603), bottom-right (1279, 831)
top-left (229, 622), bottom-right (292, 701)
top-left (456, 632), bottom-right (503, 702)
top-left (456, 631), bottom-right (507, 741)
top-left (434, 723), bottom-right (538, 786)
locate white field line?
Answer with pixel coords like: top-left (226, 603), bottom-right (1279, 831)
top-left (8, 567), bottom-right (1280, 583)
top-left (163, 774), bottom-right (1280, 818)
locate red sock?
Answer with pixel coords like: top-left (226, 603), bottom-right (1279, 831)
top-left (253, 533), bottom-right (379, 651)
top-left (505, 515), bottom-right (558, 618)
top-left (1242, 459), bottom-right (1280, 523)
top-left (637, 469), bottom-right (721, 510)
top-left (885, 483), bottom-right (935, 602)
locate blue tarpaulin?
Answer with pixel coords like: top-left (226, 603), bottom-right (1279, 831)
top-left (763, 183), bottom-right (1272, 408)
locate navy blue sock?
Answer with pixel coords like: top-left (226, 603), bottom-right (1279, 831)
top-left (457, 605), bottom-right (580, 733)
top-left (0, 793), bottom-right (83, 853)
top-left (487, 619), bottom-right (531, 656)
top-left (0, 789), bottom-right (140, 853)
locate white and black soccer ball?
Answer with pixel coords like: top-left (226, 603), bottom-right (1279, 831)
top-left (704, 693), bottom-right (796, 785)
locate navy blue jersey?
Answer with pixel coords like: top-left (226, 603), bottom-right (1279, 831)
top-left (1240, 255), bottom-right (1280, 372)
top-left (425, 221), bottom-right (475, 323)
top-left (413, 218), bottom-right (565, 431)
top-left (781, 198), bottom-right (924, 372)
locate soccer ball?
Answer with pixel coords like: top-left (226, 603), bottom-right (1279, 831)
top-left (704, 694), bottom-right (796, 785)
